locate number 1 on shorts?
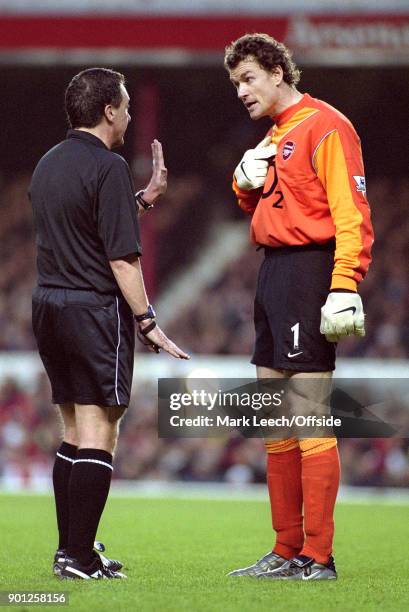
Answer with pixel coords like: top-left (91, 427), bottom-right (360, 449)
top-left (291, 322), bottom-right (300, 350)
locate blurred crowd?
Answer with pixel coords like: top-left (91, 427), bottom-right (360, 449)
top-left (0, 173), bottom-right (37, 350)
top-left (1, 374), bottom-right (409, 489)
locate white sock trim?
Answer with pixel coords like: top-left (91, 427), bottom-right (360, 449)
top-left (56, 452), bottom-right (75, 463)
top-left (73, 458), bottom-right (113, 471)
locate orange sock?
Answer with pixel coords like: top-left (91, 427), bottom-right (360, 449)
top-left (266, 442), bottom-right (304, 560)
top-left (299, 443), bottom-right (340, 564)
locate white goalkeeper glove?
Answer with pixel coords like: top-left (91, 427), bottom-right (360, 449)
top-left (234, 136), bottom-right (277, 191)
top-left (320, 292), bottom-right (365, 343)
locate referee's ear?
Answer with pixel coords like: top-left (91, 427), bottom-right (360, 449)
top-left (104, 104), bottom-right (116, 124)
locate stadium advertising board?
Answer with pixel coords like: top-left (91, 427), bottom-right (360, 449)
top-left (0, 10), bottom-right (408, 64)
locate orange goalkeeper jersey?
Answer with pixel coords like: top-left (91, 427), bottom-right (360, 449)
top-left (233, 93), bottom-right (374, 291)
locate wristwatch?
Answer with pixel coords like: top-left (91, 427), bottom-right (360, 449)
top-left (134, 304), bottom-right (156, 322)
top-left (135, 190), bottom-right (154, 210)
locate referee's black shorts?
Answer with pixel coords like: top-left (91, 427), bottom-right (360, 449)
top-left (32, 287), bottom-right (135, 406)
top-left (251, 241), bottom-right (336, 372)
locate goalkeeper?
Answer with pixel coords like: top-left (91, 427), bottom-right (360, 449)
top-left (224, 33), bottom-right (373, 580)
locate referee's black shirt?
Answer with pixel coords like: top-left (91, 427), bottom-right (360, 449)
top-left (29, 129), bottom-right (142, 294)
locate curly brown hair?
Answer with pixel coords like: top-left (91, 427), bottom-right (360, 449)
top-left (224, 33), bottom-right (301, 86)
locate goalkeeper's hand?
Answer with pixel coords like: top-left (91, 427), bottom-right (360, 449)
top-left (234, 136), bottom-right (277, 191)
top-left (320, 292), bottom-right (365, 343)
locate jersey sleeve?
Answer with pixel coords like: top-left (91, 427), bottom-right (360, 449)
top-left (313, 121), bottom-right (374, 291)
top-left (97, 156), bottom-right (142, 260)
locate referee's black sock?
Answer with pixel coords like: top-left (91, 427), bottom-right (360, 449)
top-left (52, 441), bottom-right (77, 550)
top-left (67, 448), bottom-right (113, 566)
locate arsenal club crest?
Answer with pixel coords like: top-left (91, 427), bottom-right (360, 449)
top-left (282, 141), bottom-right (296, 161)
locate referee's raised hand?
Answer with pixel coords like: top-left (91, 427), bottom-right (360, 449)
top-left (138, 319), bottom-right (190, 359)
top-left (143, 139), bottom-right (168, 202)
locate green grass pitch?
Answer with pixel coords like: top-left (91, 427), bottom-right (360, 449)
top-left (1, 493), bottom-right (409, 611)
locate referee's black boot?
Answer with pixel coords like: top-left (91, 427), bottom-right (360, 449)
top-left (59, 554), bottom-right (127, 580)
top-left (53, 541), bottom-right (123, 576)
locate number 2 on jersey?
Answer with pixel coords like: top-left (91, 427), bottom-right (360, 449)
top-left (261, 158), bottom-right (284, 208)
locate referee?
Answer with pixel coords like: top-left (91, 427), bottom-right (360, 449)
top-left (29, 68), bottom-right (189, 580)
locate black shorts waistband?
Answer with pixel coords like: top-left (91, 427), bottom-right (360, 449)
top-left (35, 285), bottom-right (122, 298)
top-left (260, 239), bottom-right (335, 257)
top-left (33, 286), bottom-right (124, 307)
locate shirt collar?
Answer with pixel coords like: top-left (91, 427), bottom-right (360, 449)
top-left (273, 93), bottom-right (311, 127)
top-left (67, 129), bottom-right (108, 150)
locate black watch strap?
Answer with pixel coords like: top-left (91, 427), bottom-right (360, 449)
top-left (135, 190), bottom-right (154, 210)
top-left (134, 304), bottom-right (156, 322)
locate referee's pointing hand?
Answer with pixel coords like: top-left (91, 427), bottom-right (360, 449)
top-left (139, 319), bottom-right (190, 359)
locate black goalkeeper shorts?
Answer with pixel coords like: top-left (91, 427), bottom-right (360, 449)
top-left (32, 287), bottom-right (135, 406)
top-left (251, 241), bottom-right (336, 372)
